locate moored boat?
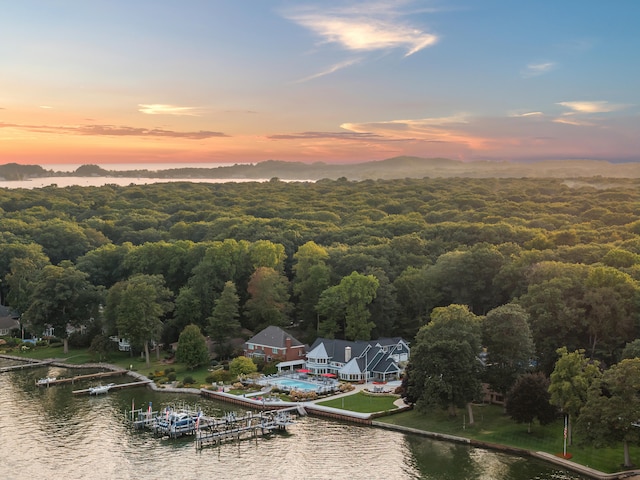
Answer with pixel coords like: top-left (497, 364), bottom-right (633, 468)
top-left (89, 383), bottom-right (115, 395)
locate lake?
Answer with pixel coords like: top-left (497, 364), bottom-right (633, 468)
top-left (0, 364), bottom-right (588, 480)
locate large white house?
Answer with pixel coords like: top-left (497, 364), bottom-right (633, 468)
top-left (305, 337), bottom-right (410, 382)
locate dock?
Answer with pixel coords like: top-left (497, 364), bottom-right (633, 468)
top-left (127, 404), bottom-right (302, 446)
top-left (72, 380), bottom-right (152, 395)
top-left (36, 369), bottom-right (128, 387)
top-left (0, 360), bottom-right (52, 373)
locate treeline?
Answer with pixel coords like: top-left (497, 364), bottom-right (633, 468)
top-left (0, 177), bottom-right (639, 370)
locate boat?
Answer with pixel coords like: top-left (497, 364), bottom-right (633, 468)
top-left (36, 377), bottom-right (57, 385)
top-left (89, 383), bottom-right (115, 395)
top-left (154, 407), bottom-right (202, 437)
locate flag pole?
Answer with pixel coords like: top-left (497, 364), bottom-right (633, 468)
top-left (563, 414), bottom-right (568, 457)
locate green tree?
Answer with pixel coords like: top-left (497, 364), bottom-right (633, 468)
top-left (109, 274), bottom-right (173, 367)
top-left (482, 303), bottom-right (535, 408)
top-left (244, 267), bottom-right (291, 331)
top-left (22, 262), bottom-right (103, 353)
top-left (316, 271), bottom-right (379, 341)
top-left (208, 281), bottom-right (241, 358)
top-left (88, 334), bottom-right (116, 362)
top-left (621, 339), bottom-right (640, 360)
top-left (576, 359), bottom-right (640, 468)
top-left (406, 304), bottom-right (483, 424)
top-left (292, 241), bottom-right (331, 332)
top-left (505, 372), bottom-right (557, 433)
top-left (229, 356), bottom-right (258, 378)
top-left (176, 324), bottom-right (210, 370)
top-left (548, 347), bottom-right (601, 446)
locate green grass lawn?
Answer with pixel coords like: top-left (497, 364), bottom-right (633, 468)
top-left (378, 404), bottom-right (639, 474)
top-left (317, 392), bottom-right (398, 413)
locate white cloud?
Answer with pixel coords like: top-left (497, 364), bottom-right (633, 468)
top-left (39, 105), bottom-right (53, 109)
top-left (557, 101), bottom-right (628, 114)
top-left (510, 111), bottom-right (544, 118)
top-left (138, 104), bottom-right (200, 116)
top-left (284, 2), bottom-right (438, 57)
top-left (522, 62), bottom-right (556, 77)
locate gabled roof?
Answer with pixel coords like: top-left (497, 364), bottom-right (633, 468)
top-left (0, 305), bottom-right (19, 330)
top-left (245, 325), bottom-right (304, 349)
top-left (308, 337), bottom-right (410, 364)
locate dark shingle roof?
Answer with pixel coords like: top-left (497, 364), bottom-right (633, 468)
top-left (245, 326), bottom-right (304, 349)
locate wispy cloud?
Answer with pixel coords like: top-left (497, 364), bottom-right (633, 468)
top-left (284, 1), bottom-right (438, 57)
top-left (510, 111), bottom-right (544, 117)
top-left (293, 58), bottom-right (363, 83)
top-left (39, 105), bottom-right (53, 109)
top-left (0, 122), bottom-right (227, 139)
top-left (269, 131), bottom-right (381, 140)
top-left (557, 100), bottom-right (628, 114)
top-left (138, 104), bottom-right (201, 116)
top-left (522, 62), bottom-right (556, 78)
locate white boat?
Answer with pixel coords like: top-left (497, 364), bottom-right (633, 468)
top-left (36, 377), bottom-right (56, 385)
top-left (89, 383), bottom-right (115, 395)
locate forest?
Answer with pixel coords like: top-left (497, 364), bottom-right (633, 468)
top-left (0, 176), bottom-right (639, 362)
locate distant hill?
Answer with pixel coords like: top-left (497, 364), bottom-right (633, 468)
top-left (3, 157), bottom-right (640, 181)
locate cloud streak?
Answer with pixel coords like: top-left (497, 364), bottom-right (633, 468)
top-left (293, 58), bottom-right (363, 83)
top-left (522, 62), bottom-right (556, 78)
top-left (0, 122), bottom-right (227, 139)
top-left (138, 104), bottom-right (201, 116)
top-left (557, 100), bottom-right (628, 114)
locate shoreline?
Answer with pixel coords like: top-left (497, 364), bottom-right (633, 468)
top-left (3, 354), bottom-right (638, 479)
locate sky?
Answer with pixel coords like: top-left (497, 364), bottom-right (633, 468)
top-left (1, 0), bottom-right (640, 166)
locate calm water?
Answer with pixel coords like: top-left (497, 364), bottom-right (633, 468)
top-left (0, 365), bottom-right (588, 480)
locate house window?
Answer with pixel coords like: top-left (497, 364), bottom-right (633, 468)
top-left (248, 344), bottom-right (254, 350)
top-left (272, 348), bottom-right (278, 354)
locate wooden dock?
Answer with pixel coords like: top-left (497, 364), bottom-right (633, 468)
top-left (36, 369), bottom-right (128, 386)
top-left (72, 380), bottom-right (152, 395)
top-left (0, 360), bottom-right (52, 373)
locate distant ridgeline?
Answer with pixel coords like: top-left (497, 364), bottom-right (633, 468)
top-left (3, 157), bottom-right (640, 181)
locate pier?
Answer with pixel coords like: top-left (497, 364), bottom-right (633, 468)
top-left (36, 369), bottom-right (128, 386)
top-left (0, 360), bottom-right (52, 372)
top-left (72, 380), bottom-right (152, 395)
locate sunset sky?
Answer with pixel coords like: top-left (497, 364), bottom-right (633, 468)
top-left (2, 0), bottom-right (639, 166)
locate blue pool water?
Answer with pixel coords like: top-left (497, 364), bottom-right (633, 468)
top-left (270, 378), bottom-right (319, 391)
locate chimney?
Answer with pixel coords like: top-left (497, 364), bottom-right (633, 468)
top-left (345, 346), bottom-right (351, 363)
top-left (285, 337), bottom-right (292, 349)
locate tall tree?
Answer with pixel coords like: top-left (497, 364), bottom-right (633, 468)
top-left (292, 241), bottom-right (331, 332)
top-left (576, 359), bottom-right (640, 468)
top-left (22, 262), bottom-right (103, 353)
top-left (176, 324), bottom-right (209, 370)
top-left (208, 280), bottom-right (241, 358)
top-left (109, 274), bottom-right (173, 367)
top-left (244, 267), bottom-right (291, 331)
top-left (316, 271), bottom-right (379, 341)
top-left (482, 303), bottom-right (535, 408)
top-left (406, 304), bottom-right (483, 424)
top-left (548, 347), bottom-right (601, 446)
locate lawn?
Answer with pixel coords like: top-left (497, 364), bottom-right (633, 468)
top-left (317, 392), bottom-right (398, 413)
top-left (6, 344), bottom-right (214, 387)
top-left (378, 404), bottom-right (639, 474)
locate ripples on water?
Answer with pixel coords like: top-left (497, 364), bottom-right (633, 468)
top-left (0, 366), bottom-right (587, 480)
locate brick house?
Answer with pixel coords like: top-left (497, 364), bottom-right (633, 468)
top-left (243, 326), bottom-right (306, 365)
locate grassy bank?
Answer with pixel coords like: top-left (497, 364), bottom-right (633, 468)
top-left (317, 392), bottom-right (398, 413)
top-left (378, 404), bottom-right (638, 474)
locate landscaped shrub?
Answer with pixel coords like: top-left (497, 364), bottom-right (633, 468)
top-left (206, 369), bottom-right (232, 384)
top-left (183, 375), bottom-right (195, 385)
top-left (167, 372), bottom-right (177, 381)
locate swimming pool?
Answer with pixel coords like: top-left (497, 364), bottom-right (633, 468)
top-left (269, 378), bottom-right (319, 392)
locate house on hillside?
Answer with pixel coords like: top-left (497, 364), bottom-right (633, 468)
top-left (0, 306), bottom-right (19, 336)
top-left (243, 326), bottom-right (306, 371)
top-left (305, 337), bottom-right (410, 382)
